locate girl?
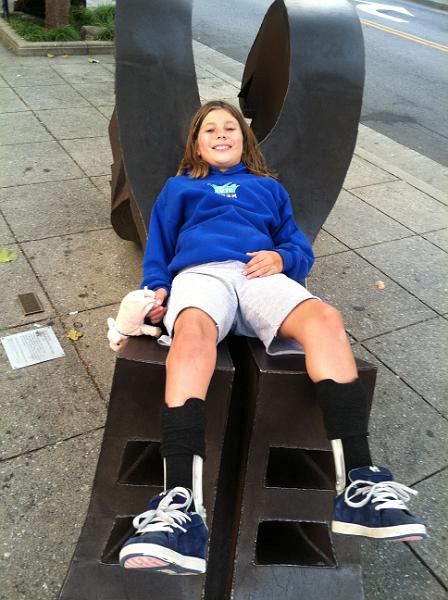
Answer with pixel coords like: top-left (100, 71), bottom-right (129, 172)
top-left (119, 100), bottom-right (425, 574)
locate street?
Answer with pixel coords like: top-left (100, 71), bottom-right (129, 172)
top-left (193, 0), bottom-right (448, 166)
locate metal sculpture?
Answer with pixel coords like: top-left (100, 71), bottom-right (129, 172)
top-left (110, 0), bottom-right (200, 245)
top-left (58, 338), bottom-right (235, 600)
top-left (240, 0), bottom-right (364, 243)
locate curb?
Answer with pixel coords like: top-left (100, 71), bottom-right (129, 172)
top-left (0, 17), bottom-right (114, 56)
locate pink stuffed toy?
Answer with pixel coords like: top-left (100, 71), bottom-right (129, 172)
top-left (107, 288), bottom-right (162, 351)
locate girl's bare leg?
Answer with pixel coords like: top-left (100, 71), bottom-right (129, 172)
top-left (278, 299), bottom-right (357, 383)
top-left (165, 308), bottom-right (218, 407)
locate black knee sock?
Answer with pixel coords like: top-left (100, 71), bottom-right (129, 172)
top-left (315, 379), bottom-right (372, 478)
top-left (160, 398), bottom-right (206, 507)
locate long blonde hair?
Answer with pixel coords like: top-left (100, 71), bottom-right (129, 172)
top-left (177, 100), bottom-right (277, 179)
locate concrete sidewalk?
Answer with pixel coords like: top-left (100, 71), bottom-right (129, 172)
top-left (0, 39), bottom-right (447, 600)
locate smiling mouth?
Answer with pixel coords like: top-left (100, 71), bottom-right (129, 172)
top-left (212, 145), bottom-right (231, 151)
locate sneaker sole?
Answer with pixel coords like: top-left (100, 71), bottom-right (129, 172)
top-left (119, 543), bottom-right (206, 574)
top-left (331, 521), bottom-right (427, 541)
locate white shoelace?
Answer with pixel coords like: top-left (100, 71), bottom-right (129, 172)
top-left (344, 479), bottom-right (418, 511)
top-left (133, 487), bottom-right (192, 535)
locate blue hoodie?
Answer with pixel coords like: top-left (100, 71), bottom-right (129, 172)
top-left (141, 163), bottom-right (314, 293)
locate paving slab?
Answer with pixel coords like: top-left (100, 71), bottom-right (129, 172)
top-left (323, 190), bottom-right (411, 248)
top-left (22, 229), bottom-right (142, 313)
top-left (0, 111), bottom-right (52, 145)
top-left (197, 77), bottom-right (239, 100)
top-left (0, 321), bottom-right (106, 459)
top-left (0, 65), bottom-right (65, 88)
top-left (90, 174), bottom-right (111, 197)
top-left (0, 75), bottom-right (7, 87)
top-left (308, 251), bottom-right (435, 341)
top-left (353, 345), bottom-right (448, 485)
top-left (35, 106), bottom-right (109, 140)
top-left (0, 141), bottom-right (83, 188)
top-left (14, 84), bottom-right (90, 111)
top-left (61, 303), bottom-right (121, 400)
top-left (0, 430), bottom-right (102, 600)
top-left (0, 211), bottom-right (14, 244)
top-left (363, 317), bottom-right (448, 418)
top-left (0, 243), bottom-right (53, 328)
top-left (412, 468), bottom-right (448, 587)
top-left (0, 86), bottom-right (28, 113)
top-left (0, 178), bottom-right (111, 241)
top-left (312, 228), bottom-right (349, 257)
top-left (361, 540), bottom-right (447, 600)
top-left (357, 124), bottom-right (448, 200)
top-left (343, 154), bottom-right (397, 190)
top-left (72, 81), bottom-right (115, 106)
top-left (352, 180), bottom-right (448, 234)
top-left (423, 228), bottom-right (448, 252)
top-left (60, 136), bottom-right (112, 176)
top-left (358, 236), bottom-right (448, 314)
top-left (96, 103), bottom-right (114, 119)
top-left (50, 62), bottom-right (114, 84)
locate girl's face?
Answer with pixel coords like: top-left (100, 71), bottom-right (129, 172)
top-left (196, 109), bottom-right (244, 172)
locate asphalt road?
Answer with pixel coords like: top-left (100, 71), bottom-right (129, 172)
top-left (192, 0), bottom-right (448, 167)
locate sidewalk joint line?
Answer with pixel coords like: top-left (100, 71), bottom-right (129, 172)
top-left (0, 425), bottom-right (106, 465)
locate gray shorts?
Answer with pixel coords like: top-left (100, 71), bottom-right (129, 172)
top-left (161, 260), bottom-right (319, 354)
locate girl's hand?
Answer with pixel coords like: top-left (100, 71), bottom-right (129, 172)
top-left (243, 251), bottom-right (283, 279)
top-left (147, 288), bottom-right (168, 323)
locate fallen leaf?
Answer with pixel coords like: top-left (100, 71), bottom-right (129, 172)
top-left (0, 248), bottom-right (17, 263)
top-left (47, 53), bottom-right (55, 58)
top-left (67, 328), bottom-right (84, 341)
top-left (88, 58), bottom-right (99, 64)
top-left (375, 280), bottom-right (385, 290)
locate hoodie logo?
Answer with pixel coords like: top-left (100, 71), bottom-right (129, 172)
top-left (208, 183), bottom-right (240, 198)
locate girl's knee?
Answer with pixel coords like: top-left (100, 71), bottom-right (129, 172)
top-left (173, 307), bottom-right (218, 344)
top-left (304, 302), bottom-right (346, 337)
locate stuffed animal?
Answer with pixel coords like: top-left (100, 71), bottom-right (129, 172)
top-left (107, 288), bottom-right (162, 351)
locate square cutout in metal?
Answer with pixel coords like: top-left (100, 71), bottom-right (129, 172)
top-left (101, 517), bottom-right (135, 564)
top-left (255, 521), bottom-right (336, 567)
top-left (118, 440), bottom-right (163, 485)
top-left (266, 447), bottom-right (334, 490)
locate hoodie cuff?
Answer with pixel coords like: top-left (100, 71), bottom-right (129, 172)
top-left (275, 249), bottom-right (293, 273)
top-left (140, 281), bottom-right (171, 294)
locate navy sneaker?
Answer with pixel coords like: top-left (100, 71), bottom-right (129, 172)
top-left (119, 487), bottom-right (208, 574)
top-left (331, 466), bottom-right (427, 541)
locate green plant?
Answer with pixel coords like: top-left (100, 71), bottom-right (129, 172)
top-left (70, 6), bottom-right (94, 28)
top-left (10, 17), bottom-right (47, 41)
top-left (47, 25), bottom-right (80, 41)
top-left (8, 4), bottom-right (115, 42)
top-left (95, 20), bottom-right (114, 41)
top-left (91, 5), bottom-right (115, 26)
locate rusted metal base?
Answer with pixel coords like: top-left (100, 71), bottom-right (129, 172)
top-left (58, 337), bottom-right (234, 600)
top-left (228, 338), bottom-right (376, 600)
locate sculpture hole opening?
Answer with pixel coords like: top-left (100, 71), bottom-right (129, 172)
top-left (118, 440), bottom-right (163, 485)
top-left (101, 517), bottom-right (135, 564)
top-left (255, 521), bottom-right (336, 567)
top-left (266, 447), bottom-right (334, 490)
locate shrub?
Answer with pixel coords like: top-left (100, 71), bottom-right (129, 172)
top-left (8, 4), bottom-right (115, 42)
top-left (47, 25), bottom-right (80, 42)
top-left (9, 17), bottom-right (47, 41)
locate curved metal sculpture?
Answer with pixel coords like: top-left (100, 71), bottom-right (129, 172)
top-left (110, 0), bottom-right (364, 247)
top-left (111, 0), bottom-right (200, 244)
top-left (240, 0), bottom-right (364, 243)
